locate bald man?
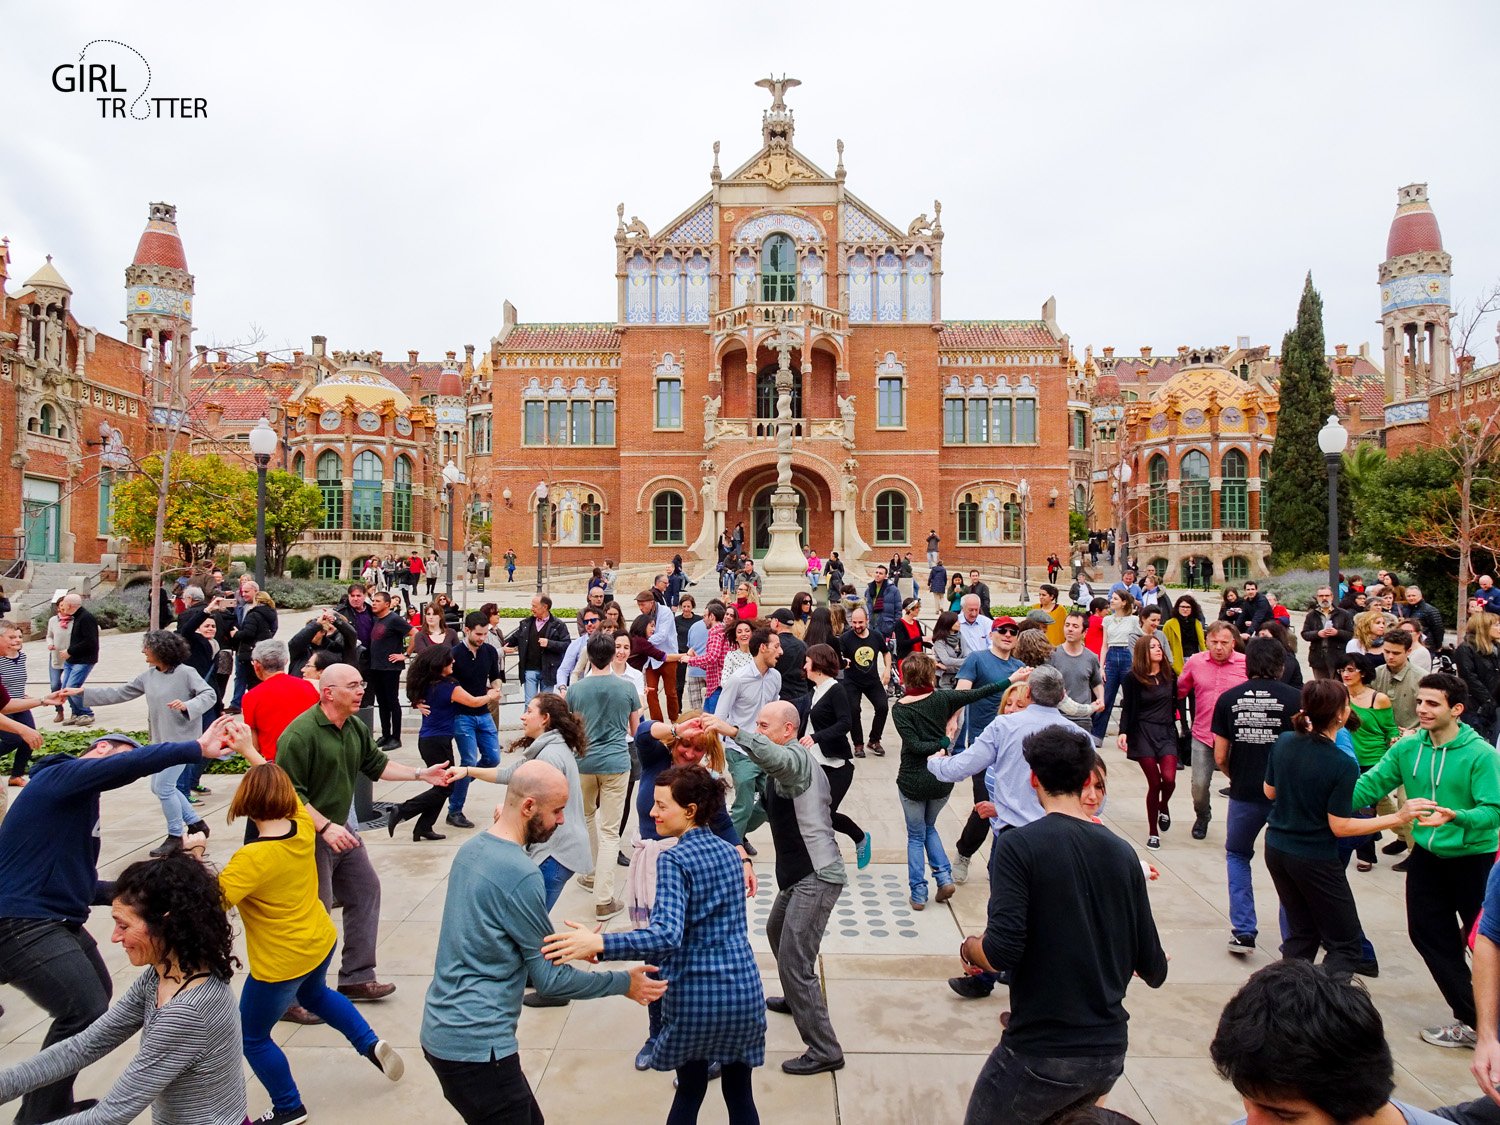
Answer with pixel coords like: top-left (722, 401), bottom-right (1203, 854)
top-left (56, 594), bottom-right (100, 726)
top-left (422, 760), bottom-right (665, 1122)
top-left (276, 663), bottom-right (449, 1005)
top-left (697, 701), bottom-right (846, 1076)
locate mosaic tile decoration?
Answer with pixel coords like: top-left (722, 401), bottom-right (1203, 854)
top-left (665, 203), bottom-right (714, 243)
top-left (844, 202), bottom-right (897, 242)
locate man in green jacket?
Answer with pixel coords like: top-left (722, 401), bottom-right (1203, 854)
top-left (1351, 672), bottom-right (1500, 1049)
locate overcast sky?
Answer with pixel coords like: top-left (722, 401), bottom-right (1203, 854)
top-left (4, 0), bottom-right (1498, 366)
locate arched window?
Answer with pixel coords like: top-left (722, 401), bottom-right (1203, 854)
top-left (316, 451), bottom-right (343, 530)
top-left (352, 451), bottom-right (383, 532)
top-left (291, 452), bottom-right (305, 480)
top-left (1257, 450), bottom-right (1271, 527)
top-left (1223, 556), bottom-right (1250, 583)
top-left (1222, 449), bottom-right (1249, 530)
top-left (874, 489), bottom-right (907, 546)
top-left (1074, 484), bottom-right (1088, 513)
top-left (1180, 450), bottom-right (1210, 531)
top-left (652, 490), bottom-right (684, 545)
top-left (38, 404), bottom-right (55, 437)
top-left (392, 455), bottom-right (413, 533)
top-left (1147, 455), bottom-right (1169, 532)
top-left (1002, 496), bottom-right (1022, 542)
top-left (756, 367), bottom-right (803, 420)
top-left (316, 555), bottom-right (342, 580)
top-left (760, 233), bottom-right (797, 302)
top-left (97, 469), bottom-right (115, 536)
top-left (957, 493), bottom-right (980, 544)
top-left (581, 492), bottom-right (602, 546)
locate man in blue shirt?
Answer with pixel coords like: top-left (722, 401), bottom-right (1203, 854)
top-left (1477, 574), bottom-right (1500, 616)
top-left (447, 613), bottom-right (503, 830)
top-left (1109, 569), bottom-right (1143, 603)
top-left (947, 618), bottom-right (1023, 885)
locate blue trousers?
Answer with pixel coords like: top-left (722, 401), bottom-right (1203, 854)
top-left (61, 662), bottom-right (94, 716)
top-left (899, 792), bottom-right (952, 904)
top-left (539, 856), bottom-right (573, 910)
top-left (240, 945), bottom-right (377, 1113)
top-left (1225, 799), bottom-right (1271, 940)
top-left (1091, 647), bottom-right (1133, 740)
top-left (448, 712), bottom-right (500, 816)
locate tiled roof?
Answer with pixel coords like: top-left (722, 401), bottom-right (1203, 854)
top-left (186, 374), bottom-right (297, 420)
top-left (936, 321), bottom-right (1059, 349)
top-left (132, 230), bottom-right (188, 270)
top-left (500, 324), bottom-right (622, 352)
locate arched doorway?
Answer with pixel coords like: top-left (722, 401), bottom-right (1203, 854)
top-left (751, 485), bottom-right (807, 557)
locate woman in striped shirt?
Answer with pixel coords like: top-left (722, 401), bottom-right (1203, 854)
top-left (0, 852), bottom-right (248, 1123)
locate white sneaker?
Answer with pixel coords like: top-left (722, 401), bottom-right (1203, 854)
top-left (952, 855), bottom-right (970, 885)
top-left (1420, 1021), bottom-right (1476, 1049)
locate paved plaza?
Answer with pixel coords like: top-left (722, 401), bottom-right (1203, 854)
top-left (0, 600), bottom-right (1488, 1124)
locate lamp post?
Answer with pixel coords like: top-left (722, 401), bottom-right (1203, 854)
top-left (1317, 415), bottom-right (1349, 598)
top-left (1018, 478), bottom-right (1031, 603)
top-left (535, 481), bottom-right (549, 595)
top-left (1114, 459), bottom-right (1133, 575)
top-left (441, 460), bottom-right (462, 601)
top-left (247, 417), bottom-right (279, 586)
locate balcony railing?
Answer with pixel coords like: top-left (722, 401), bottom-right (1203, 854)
top-left (712, 417), bottom-right (846, 442)
top-left (1140, 530), bottom-right (1266, 546)
top-left (712, 302), bottom-right (847, 335)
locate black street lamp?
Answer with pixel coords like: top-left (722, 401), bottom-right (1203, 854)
top-left (1018, 478), bottom-right (1031, 603)
top-left (442, 459), bottom-right (463, 601)
top-left (535, 481), bottom-right (549, 595)
top-left (248, 417), bottom-right (279, 586)
top-left (1317, 415), bottom-right (1349, 597)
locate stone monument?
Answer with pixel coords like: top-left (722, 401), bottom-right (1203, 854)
top-left (759, 329), bottom-right (812, 607)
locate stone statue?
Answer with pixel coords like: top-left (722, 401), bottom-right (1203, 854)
top-left (703, 394), bottom-right (721, 445)
top-left (932, 199), bottom-right (942, 233)
top-left (755, 74), bottom-right (801, 111)
top-left (907, 213), bottom-right (935, 238)
top-left (625, 215), bottom-right (651, 240)
top-left (711, 140), bottom-right (721, 178)
top-left (616, 203), bottom-right (625, 233)
top-left (837, 394), bottom-right (856, 442)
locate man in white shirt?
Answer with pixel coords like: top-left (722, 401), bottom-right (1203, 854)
top-left (956, 594), bottom-right (993, 656)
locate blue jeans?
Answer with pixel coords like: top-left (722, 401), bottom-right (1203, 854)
top-left (151, 764), bottom-right (197, 837)
top-left (61, 662), bottom-right (94, 716)
top-left (705, 687), bottom-right (722, 714)
top-left (964, 1041), bottom-right (1124, 1125)
top-left (1091, 647), bottom-right (1133, 740)
top-left (899, 792), bottom-right (952, 903)
top-left (1225, 798), bottom-right (1272, 939)
top-left (240, 945), bottom-right (377, 1113)
top-left (449, 712), bottom-right (500, 816)
top-left (523, 669), bottom-right (543, 706)
top-left (538, 856), bottom-right (573, 910)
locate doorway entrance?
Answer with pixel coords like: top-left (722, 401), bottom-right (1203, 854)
top-left (750, 485), bottom-right (807, 557)
top-left (23, 478), bottom-right (61, 562)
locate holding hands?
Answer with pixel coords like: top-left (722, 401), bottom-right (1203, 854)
top-left (542, 923), bottom-right (669, 1006)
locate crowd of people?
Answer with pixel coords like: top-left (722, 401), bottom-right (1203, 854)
top-left (2, 550), bottom-right (1500, 1123)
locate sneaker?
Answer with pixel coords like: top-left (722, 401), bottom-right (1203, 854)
top-left (253, 1108), bottom-right (309, 1125)
top-left (1227, 933), bottom-right (1256, 955)
top-left (596, 898), bottom-right (625, 921)
top-left (856, 832), bottom-right (872, 870)
top-left (868, 742), bottom-right (885, 757)
top-left (1382, 839), bottom-right (1410, 856)
top-left (1191, 815), bottom-right (1210, 840)
top-left (1146, 835), bottom-right (1161, 850)
top-left (952, 854), bottom-right (970, 885)
top-left (935, 883), bottom-right (956, 904)
top-left (578, 874), bottom-right (595, 890)
top-left (1420, 1021), bottom-right (1477, 1049)
top-left (364, 1039), bottom-right (405, 1081)
top-left (74, 714), bottom-right (95, 727)
top-left (948, 975), bottom-right (995, 1000)
top-left (1157, 810), bottom-right (1171, 832)
top-left (193, 786), bottom-right (212, 796)
top-left (853, 745), bottom-right (866, 759)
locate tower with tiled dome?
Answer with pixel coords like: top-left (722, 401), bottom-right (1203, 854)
top-left (1379, 183), bottom-right (1451, 408)
top-left (124, 202), bottom-right (195, 409)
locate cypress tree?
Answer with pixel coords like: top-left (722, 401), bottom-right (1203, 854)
top-left (1267, 272), bottom-right (1347, 559)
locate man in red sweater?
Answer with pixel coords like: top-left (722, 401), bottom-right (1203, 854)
top-left (242, 639), bottom-right (319, 760)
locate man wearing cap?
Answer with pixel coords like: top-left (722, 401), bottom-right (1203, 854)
top-left (947, 617), bottom-right (1024, 885)
top-left (769, 609), bottom-right (810, 716)
top-left (0, 719), bottom-right (237, 1121)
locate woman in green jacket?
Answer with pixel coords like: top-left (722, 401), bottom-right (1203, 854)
top-left (1162, 595), bottom-right (1206, 674)
top-left (890, 653), bottom-right (1008, 910)
top-left (1335, 651), bottom-right (1398, 871)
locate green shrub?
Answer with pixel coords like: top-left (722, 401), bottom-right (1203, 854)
top-left (287, 556), bottom-right (314, 580)
top-left (262, 578), bottom-right (352, 611)
top-left (1, 727), bottom-right (249, 776)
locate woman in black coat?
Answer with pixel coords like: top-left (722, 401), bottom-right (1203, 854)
top-left (1456, 612), bottom-right (1500, 743)
top-left (800, 643), bottom-right (870, 867)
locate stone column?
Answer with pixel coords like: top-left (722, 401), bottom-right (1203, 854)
top-left (759, 330), bottom-right (811, 607)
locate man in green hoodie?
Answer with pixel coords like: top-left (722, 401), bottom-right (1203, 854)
top-left (1352, 672), bottom-right (1500, 1050)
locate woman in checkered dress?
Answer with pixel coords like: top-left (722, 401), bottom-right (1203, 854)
top-left (545, 765), bottom-right (764, 1123)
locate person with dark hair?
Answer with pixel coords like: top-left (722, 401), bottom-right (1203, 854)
top-left (947, 618), bottom-right (1025, 882)
top-left (0, 850), bottom-right (248, 1123)
top-left (503, 593), bottom-right (571, 706)
top-left (801, 642), bottom-right (868, 865)
top-left (956, 722), bottom-right (1167, 1123)
top-left (716, 627), bottom-right (784, 843)
top-left (1091, 590), bottom-right (1143, 743)
top-left (210, 757), bottom-right (403, 1123)
top-left (0, 720), bottom-right (236, 1120)
top-left (1211, 960), bottom-right (1450, 1124)
top-left (386, 645), bottom-right (501, 843)
top-left (544, 765), bottom-right (765, 1123)
top-left (1303, 585), bottom-right (1356, 680)
top-left (74, 628), bottom-right (220, 855)
top-left (1256, 619), bottom-right (1304, 689)
top-left (1116, 634), bottom-right (1180, 850)
top-left (1178, 620), bottom-right (1248, 839)
top-left (446, 611), bottom-right (504, 829)
top-left (1264, 680), bottom-right (1427, 980)
top-left (422, 759), bottom-right (666, 1124)
top-left (1335, 651), bottom-right (1399, 872)
top-left (1213, 638), bottom-right (1302, 955)
top-left (1351, 672), bottom-right (1500, 1047)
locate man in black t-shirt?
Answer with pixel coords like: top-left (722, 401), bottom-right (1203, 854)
top-left (958, 724), bottom-right (1167, 1124)
top-left (366, 590), bottom-right (412, 751)
top-left (1213, 638), bottom-right (1301, 955)
top-left (839, 607), bottom-right (890, 758)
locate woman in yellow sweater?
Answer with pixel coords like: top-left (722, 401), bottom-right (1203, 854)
top-left (210, 758), bottom-right (404, 1125)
